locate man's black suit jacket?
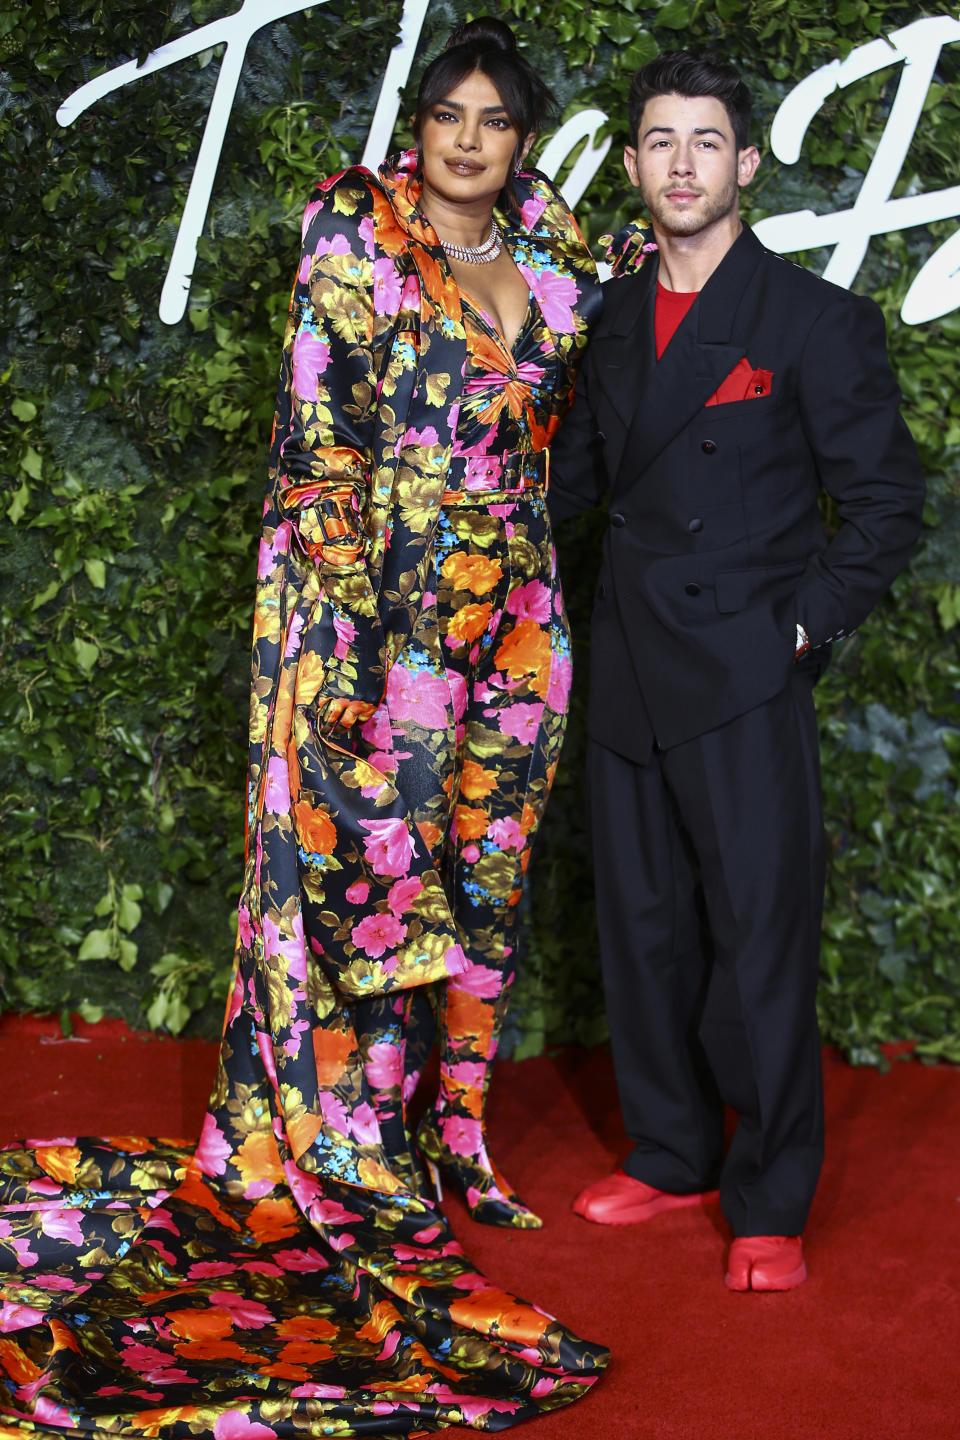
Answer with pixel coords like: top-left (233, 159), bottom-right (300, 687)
top-left (549, 225), bottom-right (926, 763)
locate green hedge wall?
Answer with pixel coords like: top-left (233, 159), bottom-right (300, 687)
top-left (1, 0), bottom-right (958, 1066)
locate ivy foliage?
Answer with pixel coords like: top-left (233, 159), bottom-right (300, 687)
top-left (1, 0), bottom-right (958, 1068)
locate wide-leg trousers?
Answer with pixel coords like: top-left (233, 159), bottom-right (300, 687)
top-left (588, 668), bottom-right (826, 1237)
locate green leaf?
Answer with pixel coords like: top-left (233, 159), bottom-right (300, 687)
top-left (655, 0), bottom-right (691, 29)
top-left (84, 557), bottom-right (107, 589)
top-left (20, 445), bottom-right (43, 480)
top-left (11, 398), bottom-right (37, 422)
top-left (7, 481), bottom-right (29, 524)
top-left (117, 937), bottom-right (139, 970)
top-left (117, 887), bottom-right (143, 932)
top-left (73, 636), bottom-right (100, 675)
top-left (78, 928), bottom-right (115, 961)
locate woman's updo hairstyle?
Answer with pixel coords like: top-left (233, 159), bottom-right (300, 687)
top-left (412, 17), bottom-right (556, 210)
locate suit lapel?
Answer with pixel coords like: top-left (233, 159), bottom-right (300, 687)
top-left (607, 226), bottom-right (765, 484)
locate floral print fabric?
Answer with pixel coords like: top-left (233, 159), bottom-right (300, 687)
top-left (0, 156), bottom-right (605, 1435)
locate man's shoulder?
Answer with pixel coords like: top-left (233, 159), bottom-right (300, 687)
top-left (752, 234), bottom-right (877, 318)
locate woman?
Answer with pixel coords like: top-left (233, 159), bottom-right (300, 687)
top-left (0, 19), bottom-right (607, 1437)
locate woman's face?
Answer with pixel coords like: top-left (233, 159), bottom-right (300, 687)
top-left (418, 69), bottom-right (532, 211)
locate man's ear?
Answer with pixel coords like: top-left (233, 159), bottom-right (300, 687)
top-left (737, 145), bottom-right (760, 188)
top-left (623, 145), bottom-right (640, 188)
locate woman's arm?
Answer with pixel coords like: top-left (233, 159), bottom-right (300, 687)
top-left (269, 173), bottom-right (392, 726)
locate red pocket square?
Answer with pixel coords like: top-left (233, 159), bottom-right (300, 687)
top-left (705, 360), bottom-right (773, 406)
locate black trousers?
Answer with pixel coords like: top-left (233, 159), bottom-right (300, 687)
top-left (588, 670), bottom-right (826, 1237)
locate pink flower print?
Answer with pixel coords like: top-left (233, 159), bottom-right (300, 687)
top-left (359, 817), bottom-right (414, 877)
top-left (360, 706), bottom-right (393, 750)
top-left (451, 1271), bottom-right (489, 1292)
top-left (452, 962), bottom-right (504, 999)
top-left (332, 610), bottom-right (357, 661)
top-left (236, 903), bottom-right (255, 950)
top-left (291, 328), bottom-right (331, 404)
top-left (11, 1237), bottom-right (38, 1265)
top-left (440, 1114), bottom-right (482, 1158)
top-left (208, 1293), bottom-right (274, 1329)
top-left (345, 880), bottom-right (370, 906)
top-left (261, 910), bottom-right (306, 979)
top-left (395, 425), bottom-right (439, 456)
top-left (0, 1302), bottom-right (45, 1333)
top-left (444, 942), bottom-right (469, 975)
top-left (300, 197), bottom-right (323, 238)
top-left (464, 455), bottom-right (503, 491)
top-left (428, 1387), bottom-right (518, 1422)
top-left (546, 653), bottom-right (573, 713)
top-left (364, 1041), bottom-right (403, 1090)
top-left (532, 1377), bottom-right (557, 1398)
top-left (462, 843), bottom-right (480, 863)
top-left (39, 1209), bottom-right (84, 1246)
top-left (348, 1101), bottom-right (380, 1146)
top-left (26, 1397), bottom-right (76, 1427)
top-left (386, 664), bottom-right (451, 730)
top-left (447, 669), bottom-right (467, 725)
top-left (256, 1029), bottom-right (279, 1088)
top-left (213, 1414), bottom-right (277, 1440)
top-left (371, 258), bottom-right (402, 315)
top-left (447, 1060), bottom-right (487, 1087)
top-left (318, 1090), bottom-right (350, 1134)
top-left (499, 701), bottom-right (544, 744)
top-left (520, 263), bottom-right (578, 332)
top-left (387, 875), bottom-right (422, 916)
top-left (351, 911), bottom-right (407, 958)
top-left (187, 1261), bottom-right (238, 1280)
top-left (283, 608), bottom-right (305, 661)
top-left (506, 579), bottom-right (551, 623)
top-left (312, 1198), bottom-right (363, 1226)
top-left (273, 1247), bottom-right (329, 1272)
top-left (263, 754), bottom-right (290, 817)
top-left (487, 816), bottom-right (523, 853)
top-left (520, 195), bottom-right (546, 229)
top-left (291, 1383), bottom-right (347, 1399)
top-left (358, 213), bottom-right (375, 258)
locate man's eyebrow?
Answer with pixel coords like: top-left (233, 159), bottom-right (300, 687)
top-left (642, 125), bottom-right (727, 140)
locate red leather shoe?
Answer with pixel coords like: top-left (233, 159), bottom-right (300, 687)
top-left (572, 1169), bottom-right (718, 1225)
top-left (725, 1235), bottom-right (807, 1291)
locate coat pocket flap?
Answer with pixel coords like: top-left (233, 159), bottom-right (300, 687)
top-left (715, 563), bottom-right (806, 614)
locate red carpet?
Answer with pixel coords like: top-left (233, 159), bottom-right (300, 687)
top-left (2, 1013), bottom-right (958, 1439)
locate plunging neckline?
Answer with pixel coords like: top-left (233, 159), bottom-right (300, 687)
top-left (460, 288), bottom-right (536, 357)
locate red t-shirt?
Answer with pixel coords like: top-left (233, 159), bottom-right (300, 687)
top-left (655, 283), bottom-right (698, 359)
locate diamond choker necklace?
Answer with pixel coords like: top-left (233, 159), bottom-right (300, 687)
top-left (439, 219), bottom-right (503, 265)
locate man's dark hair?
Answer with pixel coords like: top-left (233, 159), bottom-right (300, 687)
top-left (628, 50), bottom-right (752, 151)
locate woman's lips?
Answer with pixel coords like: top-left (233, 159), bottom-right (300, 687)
top-left (445, 159), bottom-right (485, 176)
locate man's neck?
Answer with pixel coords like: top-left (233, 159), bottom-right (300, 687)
top-left (653, 215), bottom-right (743, 294)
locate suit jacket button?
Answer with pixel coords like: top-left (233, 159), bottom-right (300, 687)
top-left (685, 582), bottom-right (701, 597)
top-left (701, 439), bottom-right (717, 454)
top-left (688, 518), bottom-right (703, 533)
top-left (610, 512), bottom-right (627, 528)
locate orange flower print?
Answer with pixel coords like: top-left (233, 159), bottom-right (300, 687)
top-left (459, 760), bottom-right (498, 801)
top-left (235, 1130), bottom-right (285, 1198)
top-left (441, 552), bottom-right (503, 595)
top-left (495, 619), bottom-right (552, 697)
top-left (447, 601), bottom-right (493, 644)
top-left (35, 1146), bottom-right (80, 1185)
top-left (246, 1195), bottom-right (300, 1243)
top-left (168, 1307), bottom-right (235, 1342)
top-left (455, 806), bottom-right (489, 842)
top-left (276, 1316), bottom-right (337, 1340)
top-left (294, 798), bottom-right (337, 856)
top-left (313, 1023), bottom-right (357, 1086)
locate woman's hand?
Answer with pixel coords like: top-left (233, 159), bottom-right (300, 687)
top-left (317, 697), bottom-right (377, 732)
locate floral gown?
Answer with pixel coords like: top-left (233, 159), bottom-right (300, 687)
top-left (0, 157), bottom-right (607, 1437)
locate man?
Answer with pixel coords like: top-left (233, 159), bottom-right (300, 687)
top-left (548, 51), bottom-right (925, 1291)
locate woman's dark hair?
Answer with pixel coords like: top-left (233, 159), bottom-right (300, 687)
top-left (628, 50), bottom-right (752, 152)
top-left (412, 18), bottom-right (556, 209)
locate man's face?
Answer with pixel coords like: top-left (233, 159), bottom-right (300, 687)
top-left (624, 92), bottom-right (759, 239)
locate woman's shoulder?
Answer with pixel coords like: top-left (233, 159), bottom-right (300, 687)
top-left (298, 166), bottom-right (388, 244)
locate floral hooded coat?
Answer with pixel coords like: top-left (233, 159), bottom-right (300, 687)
top-left (243, 152), bottom-right (601, 1137)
